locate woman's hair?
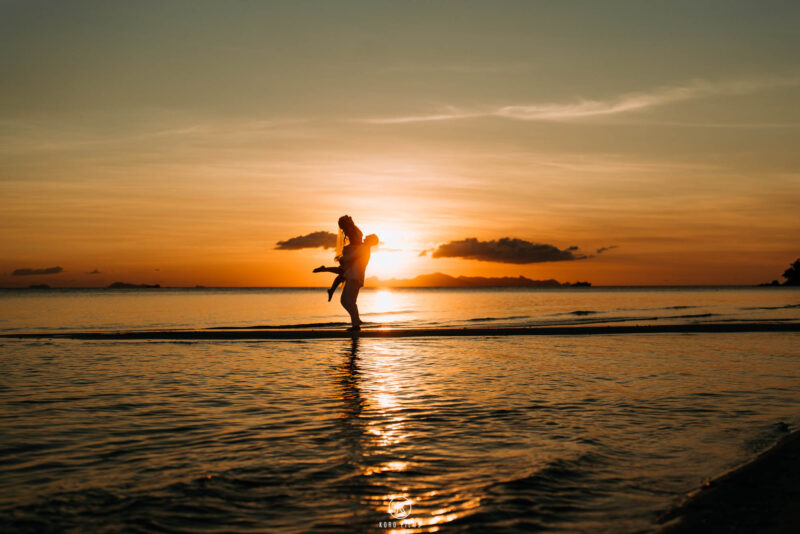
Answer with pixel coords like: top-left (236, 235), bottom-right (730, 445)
top-left (337, 215), bottom-right (353, 230)
top-left (338, 215), bottom-right (363, 244)
top-left (334, 228), bottom-right (345, 258)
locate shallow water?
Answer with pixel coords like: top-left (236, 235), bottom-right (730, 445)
top-left (0, 287), bottom-right (798, 333)
top-left (2, 333), bottom-right (800, 532)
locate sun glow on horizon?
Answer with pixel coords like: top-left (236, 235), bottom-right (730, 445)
top-left (363, 224), bottom-right (424, 279)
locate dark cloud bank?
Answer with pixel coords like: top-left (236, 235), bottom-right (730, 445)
top-left (432, 238), bottom-right (586, 264)
top-left (276, 232), bottom-right (609, 265)
top-left (12, 266), bottom-right (63, 276)
top-left (275, 231), bottom-right (337, 250)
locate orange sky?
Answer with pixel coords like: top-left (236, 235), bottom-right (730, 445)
top-left (1, 2), bottom-right (799, 287)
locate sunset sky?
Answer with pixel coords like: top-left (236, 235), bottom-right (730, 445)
top-left (2, 1), bottom-right (799, 287)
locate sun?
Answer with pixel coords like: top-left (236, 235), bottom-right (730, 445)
top-left (362, 224), bottom-right (421, 280)
top-left (368, 250), bottom-right (418, 279)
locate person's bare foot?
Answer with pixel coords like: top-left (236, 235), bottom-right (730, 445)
top-left (313, 265), bottom-right (326, 273)
top-left (327, 288), bottom-right (334, 302)
top-left (346, 325), bottom-right (361, 332)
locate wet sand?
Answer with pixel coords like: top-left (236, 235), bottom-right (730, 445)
top-left (1, 322), bottom-right (799, 340)
top-left (658, 429), bottom-right (800, 533)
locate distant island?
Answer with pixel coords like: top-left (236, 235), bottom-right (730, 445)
top-left (366, 272), bottom-right (590, 288)
top-left (107, 282), bottom-right (161, 289)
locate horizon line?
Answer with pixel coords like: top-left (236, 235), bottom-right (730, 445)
top-left (1, 284), bottom-right (789, 290)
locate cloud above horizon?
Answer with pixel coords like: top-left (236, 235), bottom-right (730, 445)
top-left (12, 266), bottom-right (63, 276)
top-left (432, 238), bottom-right (587, 264)
top-left (275, 231), bottom-right (337, 250)
top-left (596, 245), bottom-right (619, 254)
top-left (361, 78), bottom-right (799, 124)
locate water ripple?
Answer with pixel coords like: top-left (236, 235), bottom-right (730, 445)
top-left (1, 334), bottom-right (800, 532)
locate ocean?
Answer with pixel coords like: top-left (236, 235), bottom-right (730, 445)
top-left (1, 286), bottom-right (799, 333)
top-left (1, 287), bottom-right (799, 532)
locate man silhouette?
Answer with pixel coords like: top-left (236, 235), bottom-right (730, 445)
top-left (340, 233), bottom-right (378, 331)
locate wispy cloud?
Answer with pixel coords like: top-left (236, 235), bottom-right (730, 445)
top-left (380, 61), bottom-right (534, 74)
top-left (362, 107), bottom-right (482, 124)
top-left (361, 77), bottom-right (800, 124)
top-left (596, 245), bottom-right (619, 254)
top-left (12, 266), bottom-right (63, 276)
top-left (0, 117), bottom-right (312, 155)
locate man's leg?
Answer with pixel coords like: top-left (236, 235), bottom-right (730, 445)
top-left (340, 281), bottom-right (362, 328)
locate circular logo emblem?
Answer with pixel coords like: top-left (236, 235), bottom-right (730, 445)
top-left (388, 496), bottom-right (413, 519)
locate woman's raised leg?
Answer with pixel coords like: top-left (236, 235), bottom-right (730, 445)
top-left (313, 266), bottom-right (343, 274)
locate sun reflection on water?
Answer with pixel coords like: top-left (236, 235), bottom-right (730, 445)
top-left (373, 289), bottom-right (395, 312)
top-left (334, 338), bottom-right (483, 532)
top-left (364, 289), bottom-right (412, 326)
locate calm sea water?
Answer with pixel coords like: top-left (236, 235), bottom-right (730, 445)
top-left (0, 286), bottom-right (798, 332)
top-left (1, 288), bottom-right (799, 532)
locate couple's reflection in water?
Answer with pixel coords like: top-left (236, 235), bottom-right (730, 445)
top-left (331, 338), bottom-right (372, 526)
top-left (335, 338), bottom-right (365, 463)
top-left (332, 339), bottom-right (472, 530)
top-left (332, 338), bottom-right (416, 528)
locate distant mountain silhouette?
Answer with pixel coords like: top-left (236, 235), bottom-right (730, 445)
top-left (366, 272), bottom-right (590, 288)
top-left (107, 282), bottom-right (161, 289)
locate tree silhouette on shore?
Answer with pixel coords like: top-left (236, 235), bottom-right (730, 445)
top-left (783, 259), bottom-right (800, 286)
top-left (761, 258), bottom-right (800, 286)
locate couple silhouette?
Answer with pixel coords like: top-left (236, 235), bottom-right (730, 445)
top-left (313, 216), bottom-right (378, 331)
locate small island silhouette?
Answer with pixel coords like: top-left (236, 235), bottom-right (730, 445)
top-left (107, 282), bottom-right (161, 289)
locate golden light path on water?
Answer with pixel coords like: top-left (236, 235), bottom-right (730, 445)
top-left (353, 339), bottom-right (483, 532)
top-left (369, 290), bottom-right (410, 327)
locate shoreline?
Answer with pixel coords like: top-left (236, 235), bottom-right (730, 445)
top-left (657, 428), bottom-right (800, 532)
top-left (2, 322), bottom-right (799, 340)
